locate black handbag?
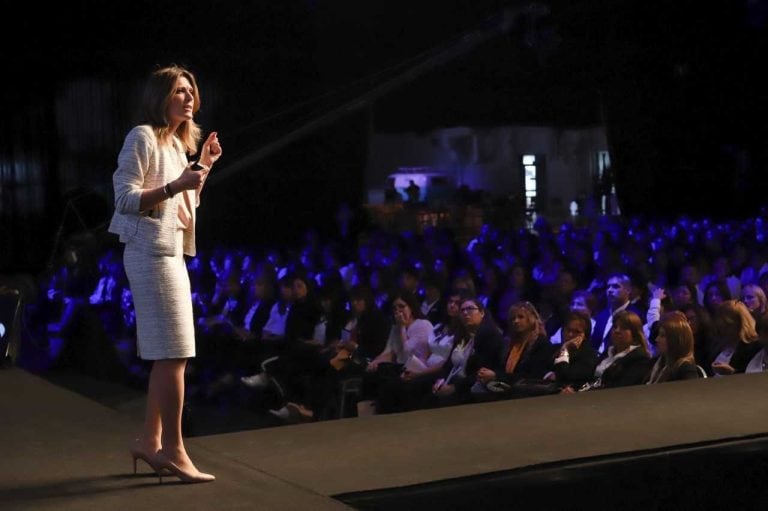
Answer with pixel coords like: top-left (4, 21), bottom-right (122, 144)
top-left (376, 362), bottom-right (405, 379)
top-left (510, 378), bottom-right (560, 397)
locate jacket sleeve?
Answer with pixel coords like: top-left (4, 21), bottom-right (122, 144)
top-left (675, 362), bottom-right (702, 381)
top-left (113, 127), bottom-right (154, 214)
top-left (609, 356), bottom-right (652, 387)
top-left (730, 341), bottom-right (762, 373)
top-left (473, 327), bottom-right (505, 375)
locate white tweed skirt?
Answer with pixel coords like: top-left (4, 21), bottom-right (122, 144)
top-left (123, 229), bottom-right (195, 360)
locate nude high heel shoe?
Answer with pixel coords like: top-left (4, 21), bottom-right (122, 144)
top-left (129, 440), bottom-right (161, 475)
top-left (154, 449), bottom-right (215, 484)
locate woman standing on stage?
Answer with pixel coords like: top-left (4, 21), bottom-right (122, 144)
top-left (109, 65), bottom-right (221, 483)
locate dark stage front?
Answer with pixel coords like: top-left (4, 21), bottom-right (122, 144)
top-left (1, 368), bottom-right (767, 510)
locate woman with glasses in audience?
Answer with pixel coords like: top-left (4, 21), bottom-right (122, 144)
top-left (374, 290), bottom-right (465, 413)
top-left (357, 291), bottom-right (433, 415)
top-left (647, 311), bottom-right (701, 383)
top-left (427, 298), bottom-right (504, 407)
top-left (367, 291), bottom-right (433, 372)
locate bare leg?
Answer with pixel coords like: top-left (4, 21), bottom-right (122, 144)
top-left (147, 359), bottom-right (212, 480)
top-left (136, 360), bottom-right (164, 455)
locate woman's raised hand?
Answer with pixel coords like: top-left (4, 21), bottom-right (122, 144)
top-left (199, 132), bottom-right (222, 168)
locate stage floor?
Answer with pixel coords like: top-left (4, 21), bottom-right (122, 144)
top-left (2, 367), bottom-right (767, 510)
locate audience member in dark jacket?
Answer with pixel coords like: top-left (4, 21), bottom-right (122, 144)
top-left (421, 299), bottom-right (504, 410)
top-left (475, 301), bottom-right (556, 398)
top-left (549, 310), bottom-right (599, 389)
top-left (339, 285), bottom-right (390, 365)
top-left (647, 311), bottom-right (703, 383)
top-left (567, 310), bottom-right (652, 392)
top-left (591, 273), bottom-right (646, 355)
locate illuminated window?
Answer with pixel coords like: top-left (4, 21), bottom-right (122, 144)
top-left (595, 151), bottom-right (612, 214)
top-left (522, 154), bottom-right (537, 213)
top-left (596, 151), bottom-right (610, 180)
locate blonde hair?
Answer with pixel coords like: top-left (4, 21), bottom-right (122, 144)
top-left (141, 64), bottom-right (202, 153)
top-left (715, 300), bottom-right (759, 345)
top-left (507, 301), bottom-right (547, 341)
top-left (742, 283), bottom-right (767, 315)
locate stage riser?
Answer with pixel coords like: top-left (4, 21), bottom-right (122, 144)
top-left (338, 437), bottom-right (768, 510)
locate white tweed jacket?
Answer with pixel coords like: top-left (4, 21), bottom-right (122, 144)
top-left (108, 125), bottom-right (198, 257)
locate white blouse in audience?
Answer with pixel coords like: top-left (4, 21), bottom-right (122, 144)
top-left (427, 323), bottom-right (455, 368)
top-left (385, 319), bottom-right (433, 364)
top-left (745, 347), bottom-right (768, 374)
top-left (710, 346), bottom-right (735, 378)
top-left (262, 302), bottom-right (290, 337)
top-left (594, 345), bottom-right (639, 378)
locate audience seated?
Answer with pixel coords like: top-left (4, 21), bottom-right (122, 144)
top-left (745, 315), bottom-right (768, 374)
top-left (570, 310), bottom-right (652, 391)
top-left (549, 290), bottom-right (597, 345)
top-left (741, 283), bottom-right (767, 323)
top-left (677, 303), bottom-right (715, 376)
top-left (358, 291), bottom-right (433, 415)
top-left (420, 277), bottom-right (445, 326)
top-left (29, 209), bottom-right (768, 425)
top-left (547, 310), bottom-right (599, 390)
top-left (239, 276), bottom-right (294, 388)
top-left (591, 273), bottom-right (646, 355)
top-left (710, 300), bottom-right (761, 376)
top-left (647, 311), bottom-right (702, 383)
top-left (474, 301), bottom-right (555, 399)
top-left (703, 281), bottom-right (731, 318)
top-left (427, 298), bottom-right (504, 407)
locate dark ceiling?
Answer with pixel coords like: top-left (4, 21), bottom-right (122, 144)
top-left (2, 0), bottom-right (768, 272)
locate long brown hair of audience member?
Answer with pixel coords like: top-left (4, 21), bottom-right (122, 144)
top-left (612, 310), bottom-right (651, 356)
top-left (650, 311), bottom-right (695, 382)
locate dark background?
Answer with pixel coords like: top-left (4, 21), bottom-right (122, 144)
top-left (2, 0), bottom-right (768, 273)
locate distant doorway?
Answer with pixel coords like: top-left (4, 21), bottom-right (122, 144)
top-left (521, 154), bottom-right (546, 223)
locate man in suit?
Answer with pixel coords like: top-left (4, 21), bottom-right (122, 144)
top-left (420, 278), bottom-right (444, 326)
top-left (591, 273), bottom-right (645, 354)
